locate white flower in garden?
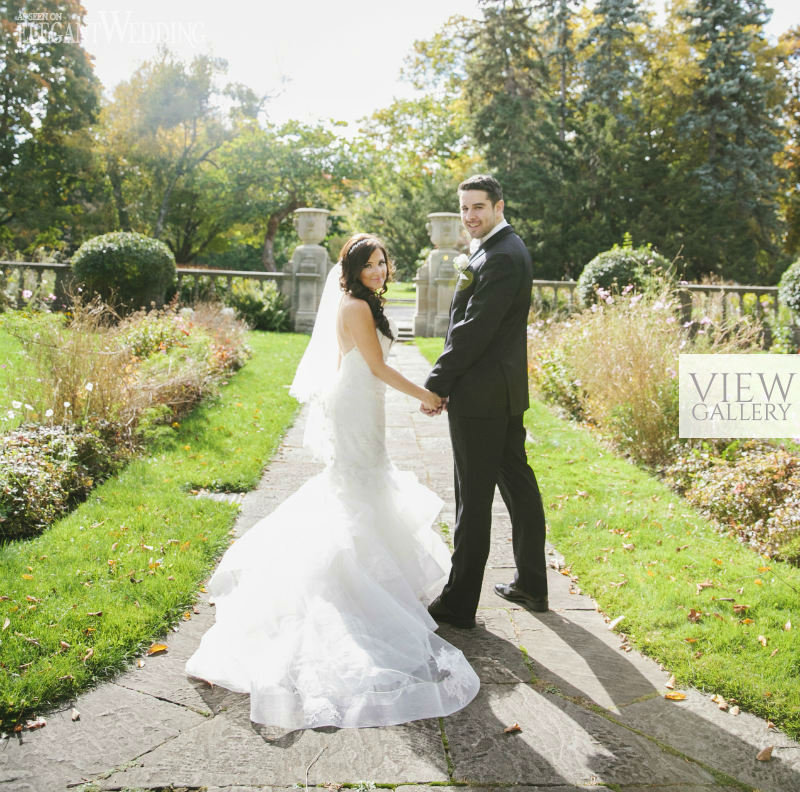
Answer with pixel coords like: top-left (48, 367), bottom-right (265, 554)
top-left (22, 289), bottom-right (32, 299)
top-left (11, 400), bottom-right (21, 409)
top-left (45, 409), bottom-right (54, 417)
top-left (64, 401), bottom-right (71, 408)
top-left (85, 382), bottom-right (94, 392)
top-left (24, 404), bottom-right (33, 410)
top-left (6, 410), bottom-right (14, 419)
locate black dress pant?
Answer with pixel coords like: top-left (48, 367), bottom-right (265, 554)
top-left (440, 411), bottom-right (547, 619)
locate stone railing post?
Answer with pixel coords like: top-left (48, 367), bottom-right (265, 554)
top-left (286, 208), bottom-right (332, 332)
top-left (414, 212), bottom-right (464, 337)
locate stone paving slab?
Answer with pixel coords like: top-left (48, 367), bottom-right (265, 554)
top-left (97, 715), bottom-right (448, 789)
top-left (618, 689), bottom-right (800, 789)
top-left (509, 607), bottom-right (669, 711)
top-left (0, 681), bottom-right (205, 792)
top-left (442, 682), bottom-right (716, 787)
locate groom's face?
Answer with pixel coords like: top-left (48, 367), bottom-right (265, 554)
top-left (459, 190), bottom-right (504, 240)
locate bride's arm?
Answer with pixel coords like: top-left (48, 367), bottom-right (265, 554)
top-left (342, 299), bottom-right (441, 411)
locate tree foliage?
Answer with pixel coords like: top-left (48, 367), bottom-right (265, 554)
top-left (0, 0), bottom-right (104, 255)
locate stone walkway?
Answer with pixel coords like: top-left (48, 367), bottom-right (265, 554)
top-left (3, 344), bottom-right (800, 792)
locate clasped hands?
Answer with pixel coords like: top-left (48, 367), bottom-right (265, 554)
top-left (420, 393), bottom-right (448, 417)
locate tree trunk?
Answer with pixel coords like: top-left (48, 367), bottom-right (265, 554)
top-left (107, 158), bottom-right (131, 231)
top-left (261, 214), bottom-right (280, 271)
top-left (261, 202), bottom-right (301, 270)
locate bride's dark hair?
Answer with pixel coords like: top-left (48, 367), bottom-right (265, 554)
top-left (339, 233), bottom-right (395, 340)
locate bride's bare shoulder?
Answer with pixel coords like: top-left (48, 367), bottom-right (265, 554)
top-left (339, 294), bottom-right (371, 324)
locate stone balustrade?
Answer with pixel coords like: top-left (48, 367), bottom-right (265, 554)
top-left (2, 211), bottom-right (797, 343)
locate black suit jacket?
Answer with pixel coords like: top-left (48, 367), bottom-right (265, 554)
top-left (425, 224), bottom-right (532, 417)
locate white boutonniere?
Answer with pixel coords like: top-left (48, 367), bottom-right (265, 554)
top-left (453, 254), bottom-right (474, 291)
top-left (453, 253), bottom-right (470, 273)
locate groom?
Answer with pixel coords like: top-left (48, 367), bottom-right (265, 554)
top-left (423, 174), bottom-right (548, 629)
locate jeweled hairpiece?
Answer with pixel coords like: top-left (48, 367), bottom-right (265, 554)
top-left (346, 237), bottom-right (373, 258)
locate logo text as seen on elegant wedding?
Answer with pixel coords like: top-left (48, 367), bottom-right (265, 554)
top-left (679, 354), bottom-right (800, 438)
top-left (13, 11), bottom-right (206, 48)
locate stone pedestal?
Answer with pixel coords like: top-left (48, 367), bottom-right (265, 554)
top-left (414, 212), bottom-right (464, 337)
top-left (287, 208), bottom-right (332, 332)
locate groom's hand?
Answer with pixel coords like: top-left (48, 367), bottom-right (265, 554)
top-left (419, 396), bottom-right (448, 417)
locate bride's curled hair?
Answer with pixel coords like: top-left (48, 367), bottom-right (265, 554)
top-left (339, 233), bottom-right (395, 340)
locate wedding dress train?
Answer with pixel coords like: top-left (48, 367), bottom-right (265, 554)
top-left (185, 321), bottom-right (480, 729)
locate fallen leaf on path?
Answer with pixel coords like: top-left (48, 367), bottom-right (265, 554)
top-left (758, 635), bottom-right (768, 647)
top-left (137, 658), bottom-right (146, 668)
top-left (81, 648), bottom-right (93, 662)
top-left (684, 637), bottom-right (698, 643)
top-left (608, 615), bottom-right (625, 630)
top-left (2, 618), bottom-right (9, 631)
top-left (146, 642), bottom-right (168, 656)
top-left (732, 603), bottom-right (750, 614)
top-left (25, 717), bottom-right (46, 731)
top-left (86, 611), bottom-right (103, 617)
top-left (71, 708), bottom-right (80, 722)
top-left (665, 692), bottom-right (687, 701)
top-left (770, 648), bottom-right (779, 657)
top-left (665, 675), bottom-right (676, 689)
top-left (688, 608), bottom-right (702, 623)
top-left (756, 746), bottom-right (773, 761)
top-left (503, 722), bottom-right (522, 733)
top-left (730, 705), bottom-right (740, 716)
top-left (712, 694), bottom-right (728, 711)
top-left (784, 620), bottom-right (792, 631)
top-left (696, 579), bottom-right (714, 593)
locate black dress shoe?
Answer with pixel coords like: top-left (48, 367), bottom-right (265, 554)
top-left (494, 582), bottom-right (549, 612)
top-left (427, 597), bottom-right (476, 629)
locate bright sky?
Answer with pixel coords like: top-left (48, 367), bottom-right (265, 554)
top-left (75, 0), bottom-right (797, 128)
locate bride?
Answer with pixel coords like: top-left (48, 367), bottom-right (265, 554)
top-left (185, 233), bottom-right (480, 729)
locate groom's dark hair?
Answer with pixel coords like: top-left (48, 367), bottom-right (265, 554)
top-left (458, 174), bottom-right (503, 206)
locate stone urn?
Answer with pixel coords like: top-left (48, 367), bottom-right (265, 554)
top-left (426, 212), bottom-right (462, 250)
top-left (293, 208), bottom-right (330, 246)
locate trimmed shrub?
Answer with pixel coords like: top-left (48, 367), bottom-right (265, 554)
top-left (225, 280), bottom-right (290, 331)
top-left (778, 257), bottom-right (800, 317)
top-left (576, 238), bottom-right (671, 306)
top-left (0, 423), bottom-right (125, 541)
top-left (71, 232), bottom-right (176, 313)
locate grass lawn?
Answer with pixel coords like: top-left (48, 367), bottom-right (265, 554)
top-left (385, 281), bottom-right (416, 300)
top-left (415, 337), bottom-right (800, 740)
top-left (0, 331), bottom-right (308, 730)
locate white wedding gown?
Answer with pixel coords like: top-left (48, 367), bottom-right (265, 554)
top-left (185, 321), bottom-right (480, 729)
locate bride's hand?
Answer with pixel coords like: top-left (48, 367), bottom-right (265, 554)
top-left (421, 389), bottom-right (442, 412)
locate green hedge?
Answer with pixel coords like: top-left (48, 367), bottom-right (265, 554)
top-left (72, 232), bottom-right (176, 313)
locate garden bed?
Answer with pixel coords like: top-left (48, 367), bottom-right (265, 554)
top-left (0, 329), bottom-right (307, 731)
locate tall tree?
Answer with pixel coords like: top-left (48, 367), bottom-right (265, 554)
top-left (101, 49), bottom-right (236, 244)
top-left (676, 0), bottom-right (782, 280)
top-left (0, 0), bottom-right (102, 253)
top-left (213, 120), bottom-right (357, 270)
top-left (777, 27), bottom-right (800, 258)
top-left (465, 0), bottom-right (577, 277)
top-left (571, 0), bottom-right (651, 257)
